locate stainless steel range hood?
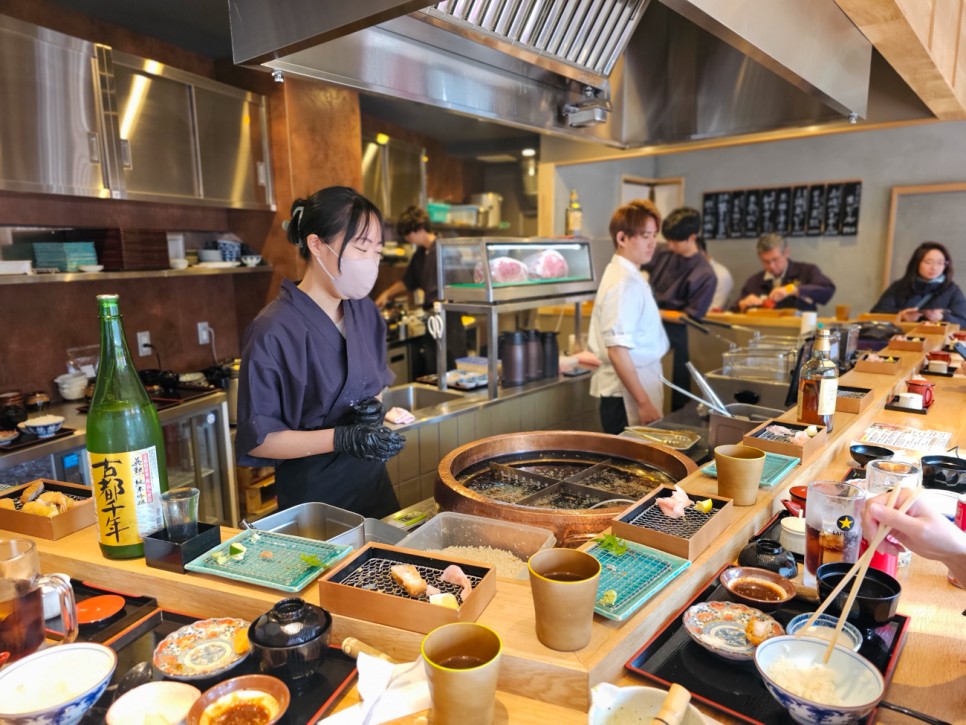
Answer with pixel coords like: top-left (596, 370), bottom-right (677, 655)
top-left (229, 0), bottom-right (874, 148)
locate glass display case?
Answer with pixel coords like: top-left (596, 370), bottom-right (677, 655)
top-left (437, 237), bottom-right (601, 304)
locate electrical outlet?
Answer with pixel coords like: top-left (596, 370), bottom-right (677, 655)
top-left (136, 331), bottom-right (151, 357)
top-left (197, 321), bottom-right (210, 345)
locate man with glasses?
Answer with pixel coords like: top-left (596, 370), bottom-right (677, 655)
top-left (589, 200), bottom-right (669, 434)
top-left (736, 232), bottom-right (836, 313)
top-left (644, 207), bottom-right (716, 411)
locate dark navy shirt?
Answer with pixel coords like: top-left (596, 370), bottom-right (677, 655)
top-left (236, 279), bottom-right (393, 467)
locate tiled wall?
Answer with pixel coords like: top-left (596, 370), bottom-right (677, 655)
top-left (385, 378), bottom-right (601, 508)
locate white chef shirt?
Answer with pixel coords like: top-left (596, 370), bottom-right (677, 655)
top-left (589, 254), bottom-right (669, 408)
top-left (709, 257), bottom-right (734, 310)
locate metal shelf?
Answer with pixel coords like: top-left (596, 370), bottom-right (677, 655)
top-left (0, 266), bottom-right (271, 286)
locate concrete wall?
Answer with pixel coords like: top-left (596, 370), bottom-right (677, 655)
top-left (546, 120), bottom-right (966, 315)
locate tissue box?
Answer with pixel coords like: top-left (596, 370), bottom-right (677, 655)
top-left (854, 354), bottom-right (902, 375)
top-left (742, 420), bottom-right (827, 463)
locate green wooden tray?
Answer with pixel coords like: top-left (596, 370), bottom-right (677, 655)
top-left (185, 529), bottom-right (352, 593)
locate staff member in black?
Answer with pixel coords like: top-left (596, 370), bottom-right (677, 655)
top-left (376, 206), bottom-right (468, 369)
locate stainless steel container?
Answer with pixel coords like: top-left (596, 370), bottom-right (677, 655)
top-left (470, 192), bottom-right (502, 227)
top-left (249, 502), bottom-right (365, 548)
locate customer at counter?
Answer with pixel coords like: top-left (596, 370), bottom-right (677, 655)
top-left (645, 207), bottom-right (716, 411)
top-left (862, 487), bottom-right (966, 586)
top-left (870, 241), bottom-right (966, 326)
top-left (236, 186), bottom-right (405, 518)
top-left (589, 200), bottom-right (669, 433)
top-left (374, 206), bottom-right (468, 369)
top-left (736, 233), bottom-right (836, 312)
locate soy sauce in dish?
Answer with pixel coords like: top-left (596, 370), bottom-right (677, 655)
top-left (730, 577), bottom-right (787, 601)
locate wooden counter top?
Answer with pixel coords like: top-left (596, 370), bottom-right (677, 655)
top-left (5, 333), bottom-right (965, 722)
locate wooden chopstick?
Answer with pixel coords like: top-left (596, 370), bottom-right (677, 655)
top-left (795, 487), bottom-right (920, 646)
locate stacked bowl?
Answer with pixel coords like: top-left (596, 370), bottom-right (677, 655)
top-left (55, 372), bottom-right (88, 400)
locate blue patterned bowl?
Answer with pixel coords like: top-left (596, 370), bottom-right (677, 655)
top-left (754, 635), bottom-right (883, 724)
top-left (786, 613), bottom-right (862, 652)
top-left (0, 643), bottom-right (117, 725)
top-left (17, 415), bottom-right (64, 439)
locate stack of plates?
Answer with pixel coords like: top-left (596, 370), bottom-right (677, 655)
top-left (33, 242), bottom-right (98, 272)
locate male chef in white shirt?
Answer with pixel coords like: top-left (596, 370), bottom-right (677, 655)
top-left (589, 199), bottom-right (670, 434)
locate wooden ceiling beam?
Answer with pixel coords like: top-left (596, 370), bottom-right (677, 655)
top-left (835, 0), bottom-right (966, 120)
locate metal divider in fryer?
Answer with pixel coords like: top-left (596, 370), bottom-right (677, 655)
top-left (514, 480), bottom-right (632, 509)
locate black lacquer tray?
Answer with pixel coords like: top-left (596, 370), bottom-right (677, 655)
top-left (45, 579), bottom-right (157, 644)
top-left (625, 568), bottom-right (910, 725)
top-left (80, 608), bottom-right (358, 724)
top-left (750, 510), bottom-right (803, 563)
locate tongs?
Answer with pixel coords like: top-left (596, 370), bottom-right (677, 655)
top-left (659, 375), bottom-right (731, 417)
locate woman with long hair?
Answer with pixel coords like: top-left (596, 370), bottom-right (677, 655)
top-left (871, 242), bottom-right (966, 326)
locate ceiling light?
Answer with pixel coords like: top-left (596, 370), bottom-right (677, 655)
top-left (376, 133), bottom-right (390, 145)
top-left (521, 148), bottom-right (536, 157)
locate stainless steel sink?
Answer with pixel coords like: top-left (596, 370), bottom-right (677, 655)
top-left (382, 383), bottom-right (466, 412)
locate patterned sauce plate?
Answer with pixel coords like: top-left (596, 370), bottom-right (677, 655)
top-left (153, 617), bottom-right (250, 681)
top-left (682, 601), bottom-right (783, 662)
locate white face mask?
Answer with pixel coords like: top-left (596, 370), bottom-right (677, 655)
top-left (317, 243), bottom-right (379, 300)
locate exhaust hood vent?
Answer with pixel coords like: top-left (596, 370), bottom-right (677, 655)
top-left (417, 0), bottom-right (649, 89)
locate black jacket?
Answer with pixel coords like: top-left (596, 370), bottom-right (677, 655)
top-left (737, 260), bottom-right (836, 312)
top-left (872, 277), bottom-right (966, 326)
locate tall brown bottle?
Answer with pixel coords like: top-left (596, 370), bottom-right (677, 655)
top-left (797, 328), bottom-right (838, 432)
top-left (86, 294), bottom-right (168, 559)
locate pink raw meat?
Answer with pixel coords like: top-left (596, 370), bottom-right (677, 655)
top-left (474, 257), bottom-right (529, 284)
top-left (524, 249), bottom-right (569, 279)
top-left (440, 564), bottom-right (473, 601)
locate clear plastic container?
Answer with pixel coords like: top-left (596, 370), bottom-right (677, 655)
top-left (398, 511), bottom-right (555, 578)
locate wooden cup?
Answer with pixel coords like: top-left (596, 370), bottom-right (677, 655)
top-left (714, 444), bottom-right (766, 506)
top-left (421, 622), bottom-right (502, 725)
top-left (527, 548), bottom-right (601, 652)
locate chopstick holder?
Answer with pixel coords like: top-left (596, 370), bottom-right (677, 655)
top-left (794, 487), bottom-right (919, 650)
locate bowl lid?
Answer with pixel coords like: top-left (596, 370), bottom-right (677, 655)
top-left (249, 598), bottom-right (330, 647)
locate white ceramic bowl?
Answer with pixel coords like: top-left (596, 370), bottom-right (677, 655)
top-left (78, 265), bottom-right (103, 273)
top-left (18, 414), bottom-right (65, 438)
top-left (589, 683), bottom-right (711, 725)
top-left (779, 516), bottom-right (806, 556)
top-left (170, 258), bottom-right (190, 270)
top-left (58, 387), bottom-right (86, 401)
top-left (241, 255), bottom-right (262, 267)
top-left (754, 635), bottom-right (884, 725)
top-left (785, 613), bottom-right (863, 652)
top-left (0, 643), bottom-right (117, 725)
top-left (54, 372), bottom-right (87, 385)
top-left (106, 681), bottom-right (201, 725)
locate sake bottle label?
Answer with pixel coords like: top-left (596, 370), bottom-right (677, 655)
top-left (90, 446), bottom-right (164, 546)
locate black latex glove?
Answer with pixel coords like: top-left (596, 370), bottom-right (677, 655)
top-left (333, 424), bottom-right (405, 462)
top-left (350, 396), bottom-right (385, 425)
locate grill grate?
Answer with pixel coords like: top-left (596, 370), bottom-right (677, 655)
top-left (338, 557), bottom-right (483, 603)
top-left (837, 389), bottom-right (867, 399)
top-left (628, 503), bottom-right (716, 540)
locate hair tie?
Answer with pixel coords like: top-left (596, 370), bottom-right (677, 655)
top-left (292, 205), bottom-right (305, 232)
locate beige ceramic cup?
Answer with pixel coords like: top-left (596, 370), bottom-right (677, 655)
top-left (714, 444), bottom-right (766, 506)
top-left (527, 548), bottom-right (601, 651)
top-left (421, 622), bottom-right (502, 725)
top-left (835, 304), bottom-right (851, 321)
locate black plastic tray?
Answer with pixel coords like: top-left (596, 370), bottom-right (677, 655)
top-left (625, 568), bottom-right (910, 725)
top-left (81, 608), bottom-right (358, 724)
top-left (45, 579), bottom-right (158, 644)
top-left (0, 426), bottom-right (76, 454)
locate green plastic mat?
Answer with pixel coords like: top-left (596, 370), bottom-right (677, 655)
top-left (185, 529), bottom-right (352, 593)
top-left (588, 540), bottom-right (690, 622)
top-left (700, 451), bottom-right (799, 488)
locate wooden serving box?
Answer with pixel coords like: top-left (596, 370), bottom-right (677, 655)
top-left (886, 335), bottom-right (926, 352)
top-left (612, 486), bottom-right (733, 561)
top-left (910, 321), bottom-right (959, 336)
top-left (854, 354), bottom-right (902, 375)
top-left (0, 479), bottom-right (95, 539)
top-left (317, 543), bottom-right (496, 634)
top-left (835, 385), bottom-right (874, 414)
top-left (742, 420), bottom-right (827, 463)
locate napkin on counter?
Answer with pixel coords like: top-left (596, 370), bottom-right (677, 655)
top-left (385, 407), bottom-right (416, 425)
top-left (322, 652), bottom-right (430, 725)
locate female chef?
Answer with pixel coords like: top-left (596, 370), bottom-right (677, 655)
top-left (236, 186), bottom-right (405, 517)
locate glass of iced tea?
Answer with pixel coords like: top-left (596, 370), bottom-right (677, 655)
top-left (0, 538), bottom-right (78, 665)
top-left (804, 481), bottom-right (865, 587)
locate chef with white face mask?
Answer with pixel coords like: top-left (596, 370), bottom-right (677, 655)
top-left (237, 186), bottom-right (405, 517)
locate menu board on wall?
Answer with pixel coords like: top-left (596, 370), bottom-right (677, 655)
top-left (744, 190), bottom-right (761, 237)
top-left (790, 186), bottom-right (809, 236)
top-left (824, 183), bottom-right (844, 236)
top-left (841, 182), bottom-right (862, 235)
top-left (774, 188), bottom-right (791, 235)
top-left (715, 192), bottom-right (731, 239)
top-left (702, 194), bottom-right (717, 239)
top-left (807, 185), bottom-right (826, 236)
top-left (760, 189), bottom-right (778, 233)
top-left (729, 191), bottom-right (746, 239)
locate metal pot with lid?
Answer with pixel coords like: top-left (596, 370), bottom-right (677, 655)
top-left (470, 193), bottom-right (502, 227)
top-left (248, 597), bottom-right (332, 681)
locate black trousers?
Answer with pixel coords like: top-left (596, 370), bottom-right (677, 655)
top-left (599, 396), bottom-right (628, 435)
top-left (664, 322), bottom-right (690, 411)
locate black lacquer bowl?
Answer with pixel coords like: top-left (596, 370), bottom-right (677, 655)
top-left (817, 562), bottom-right (901, 631)
top-left (248, 598), bottom-right (332, 682)
top-left (920, 455), bottom-right (966, 494)
top-left (849, 444), bottom-right (894, 468)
